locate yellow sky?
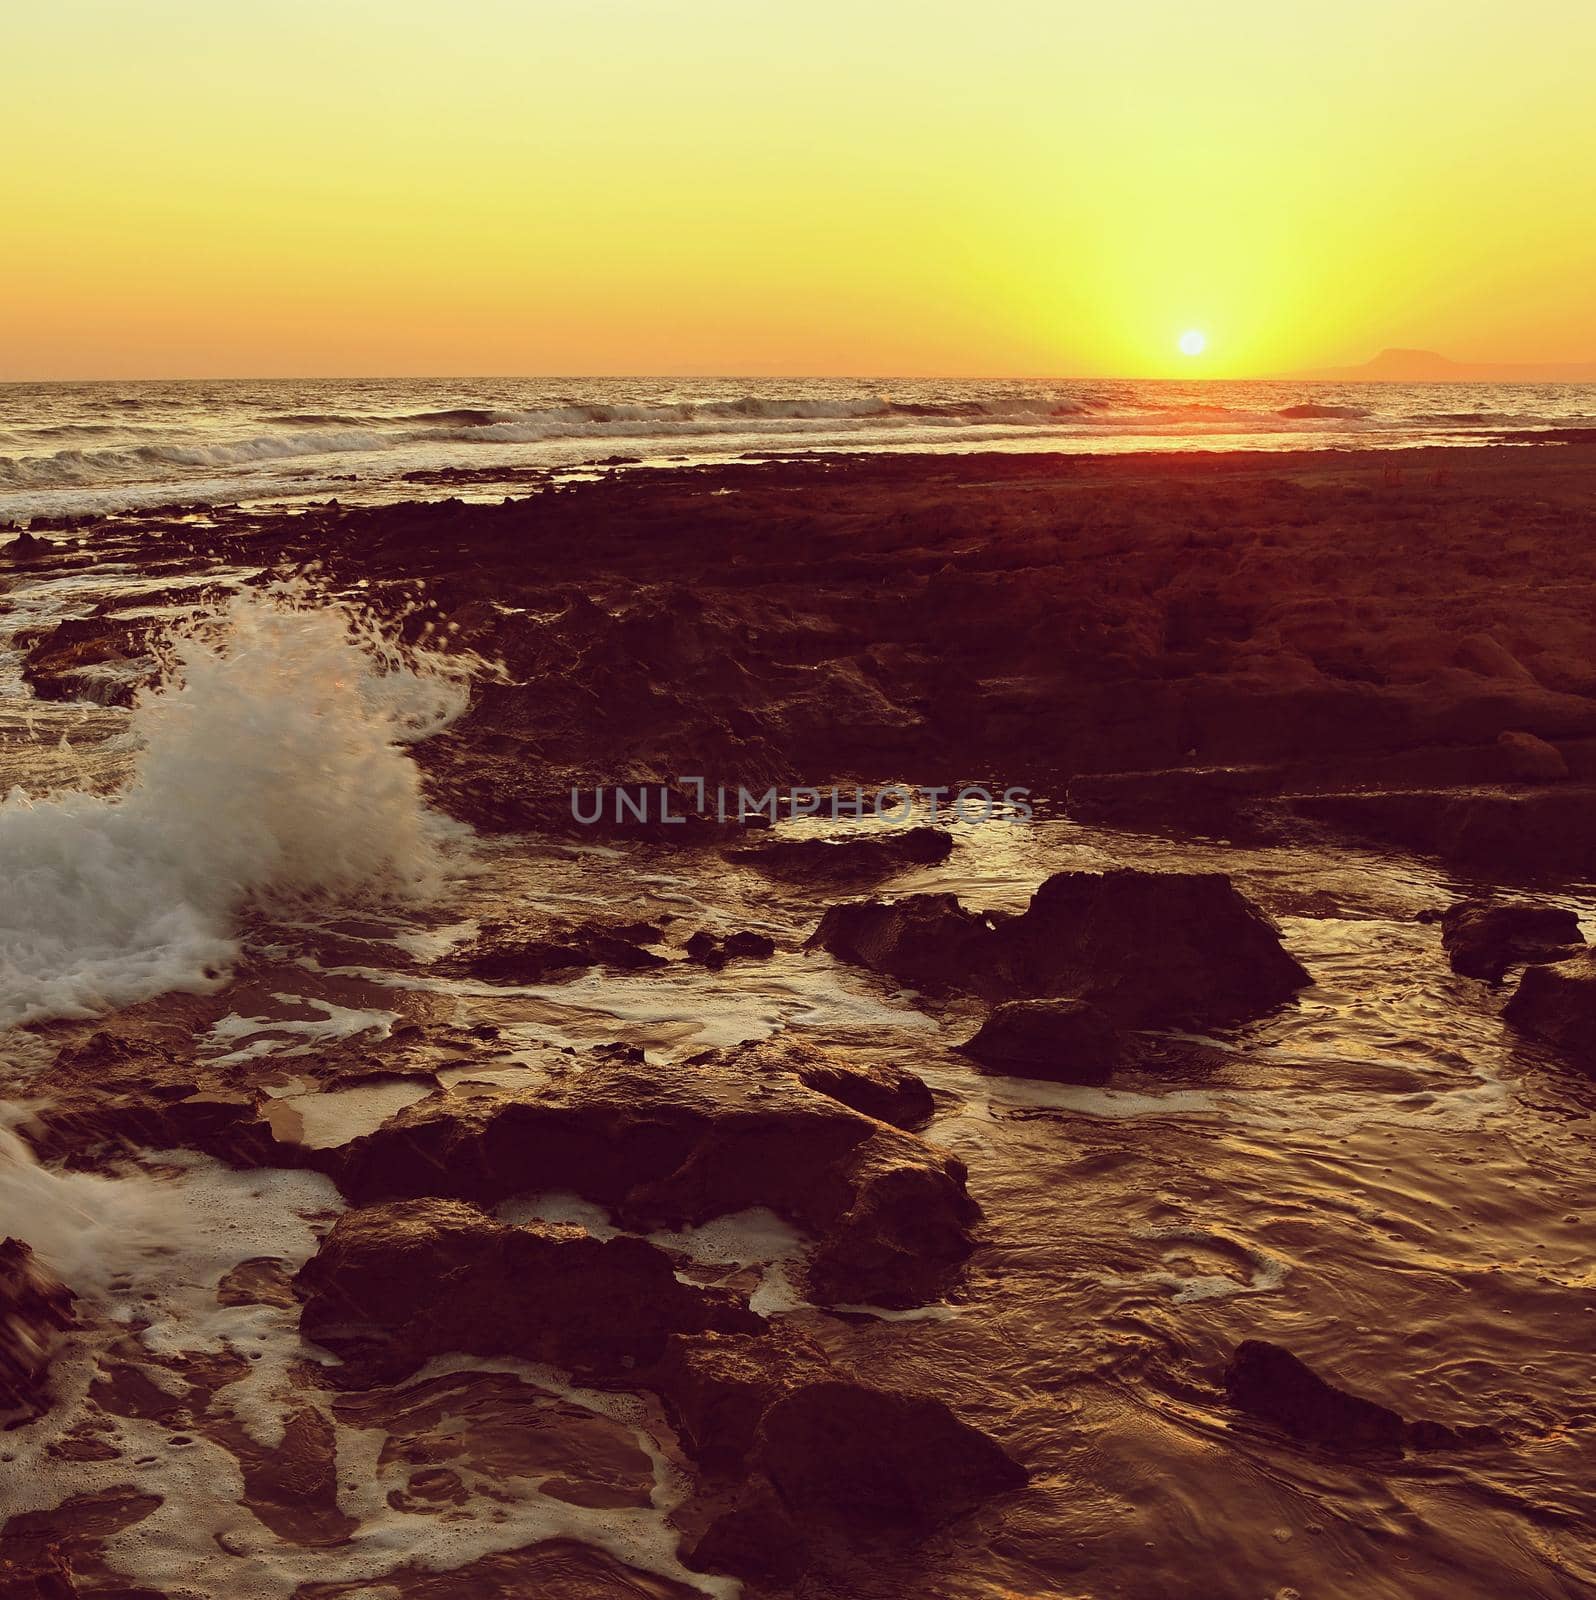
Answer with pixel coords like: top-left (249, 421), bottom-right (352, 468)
top-left (4, 0), bottom-right (1593, 379)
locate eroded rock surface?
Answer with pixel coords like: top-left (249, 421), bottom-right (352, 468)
top-left (993, 869), bottom-right (1309, 1025)
top-left (295, 1199), bottom-right (757, 1382)
top-left (959, 998), bottom-right (1121, 1082)
top-left (332, 1041), bottom-right (976, 1307)
top-left (455, 918), bottom-right (667, 983)
top-left (1504, 949), bottom-right (1596, 1069)
top-left (807, 891), bottom-right (998, 994)
top-left (1440, 898), bottom-right (1584, 982)
top-left (293, 1219), bottom-right (1027, 1584)
top-left (813, 868), bottom-right (1308, 1026)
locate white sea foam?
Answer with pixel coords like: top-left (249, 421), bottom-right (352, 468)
top-left (0, 587), bottom-right (473, 1028)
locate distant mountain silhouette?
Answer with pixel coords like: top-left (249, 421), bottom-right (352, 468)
top-left (1280, 347), bottom-right (1596, 382)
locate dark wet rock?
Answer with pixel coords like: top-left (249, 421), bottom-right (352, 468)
top-left (959, 998), bottom-right (1121, 1081)
top-left (0, 1240), bottom-right (78, 1423)
top-left (1224, 1339), bottom-right (1491, 1453)
top-left (992, 869), bottom-right (1309, 1026)
top-left (1497, 728), bottom-right (1569, 781)
top-left (684, 1480), bottom-right (810, 1584)
top-left (228, 1405), bottom-right (355, 1545)
top-left (457, 919), bottom-right (666, 983)
top-left (18, 614), bottom-right (155, 708)
top-left (807, 892), bottom-right (999, 993)
top-left (1, 529), bottom-right (54, 563)
top-left (0, 1544), bottom-right (84, 1598)
top-left (738, 825), bottom-right (953, 879)
top-left (1065, 765), bottom-right (1285, 841)
top-left (685, 929), bottom-right (776, 969)
top-left (1292, 787), bottom-right (1596, 879)
top-left (216, 1257), bottom-right (298, 1309)
top-left (25, 1071), bottom-right (301, 1176)
top-left (0, 1489), bottom-right (160, 1600)
top-left (753, 1380), bottom-right (1026, 1524)
top-left (333, 1042), bottom-right (978, 1307)
top-left (295, 1198), bottom-right (759, 1383)
top-left (779, 1045), bottom-right (934, 1129)
top-left (1440, 898), bottom-right (1584, 982)
top-left (329, 1367), bottom-right (657, 1513)
top-left (660, 1329), bottom-right (1026, 1581)
top-left (25, 513), bottom-right (103, 533)
top-left (651, 1326), bottom-right (834, 1472)
top-left (1504, 950), bottom-right (1596, 1069)
top-left (812, 869), bottom-right (1307, 1027)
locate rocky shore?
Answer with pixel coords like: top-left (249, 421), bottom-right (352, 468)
top-left (5, 443), bottom-right (1596, 1599)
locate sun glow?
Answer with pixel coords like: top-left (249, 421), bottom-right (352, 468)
top-left (1179, 330), bottom-right (1207, 357)
top-left (4, 2), bottom-right (1596, 378)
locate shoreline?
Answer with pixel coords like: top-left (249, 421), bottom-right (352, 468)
top-left (8, 421), bottom-right (1596, 531)
top-left (5, 440), bottom-right (1596, 1598)
top-left (12, 441), bottom-right (1596, 836)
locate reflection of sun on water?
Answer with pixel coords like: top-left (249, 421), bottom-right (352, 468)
top-left (1178, 329), bottom-right (1207, 356)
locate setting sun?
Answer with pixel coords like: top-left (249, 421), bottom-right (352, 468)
top-left (1179, 330), bottom-right (1207, 357)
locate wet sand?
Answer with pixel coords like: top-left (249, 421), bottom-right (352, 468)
top-left (4, 443), bottom-right (1596, 1599)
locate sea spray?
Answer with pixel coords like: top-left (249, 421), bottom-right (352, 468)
top-left (0, 586), bottom-right (474, 1028)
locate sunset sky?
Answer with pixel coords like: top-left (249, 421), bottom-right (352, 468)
top-left (5, 0), bottom-right (1593, 379)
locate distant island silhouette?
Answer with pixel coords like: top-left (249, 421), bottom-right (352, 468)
top-left (1281, 347), bottom-right (1596, 382)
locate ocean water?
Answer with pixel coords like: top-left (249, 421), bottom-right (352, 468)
top-left (2, 375), bottom-right (1594, 523)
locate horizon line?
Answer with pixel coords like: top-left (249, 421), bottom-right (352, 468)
top-left (6, 368), bottom-right (1596, 386)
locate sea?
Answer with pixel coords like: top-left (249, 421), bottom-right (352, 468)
top-left (3, 375), bottom-right (1594, 524)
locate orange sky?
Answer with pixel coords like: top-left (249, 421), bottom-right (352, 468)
top-left (4, 0), bottom-right (1594, 379)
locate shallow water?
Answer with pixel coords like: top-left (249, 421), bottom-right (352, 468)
top-left (3, 560), bottom-right (1596, 1598)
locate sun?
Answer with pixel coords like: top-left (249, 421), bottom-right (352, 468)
top-left (1178, 329), bottom-right (1207, 357)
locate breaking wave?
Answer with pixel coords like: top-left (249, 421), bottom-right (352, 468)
top-left (0, 588), bottom-right (473, 1028)
top-left (1278, 402), bottom-right (1372, 419)
top-left (0, 395), bottom-right (1128, 489)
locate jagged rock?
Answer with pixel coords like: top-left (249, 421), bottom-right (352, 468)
top-left (1224, 1339), bottom-right (1490, 1453)
top-left (685, 929), bottom-right (776, 969)
top-left (0, 1240), bottom-right (78, 1423)
top-left (1, 529), bottom-right (53, 563)
top-left (1505, 950), bottom-right (1596, 1069)
top-left (17, 614), bottom-right (154, 707)
top-left (216, 1257), bottom-right (297, 1309)
top-left (658, 1329), bottom-right (1026, 1581)
top-left (959, 998), bottom-right (1120, 1081)
top-left (295, 1199), bottom-right (758, 1382)
top-left (779, 1046), bottom-right (934, 1129)
top-left (651, 1327), bottom-right (834, 1472)
top-left (332, 1043), bottom-right (978, 1307)
top-left (738, 826), bottom-right (953, 878)
top-left (1497, 729), bottom-right (1569, 782)
top-left (806, 892), bottom-right (999, 993)
top-left (812, 869), bottom-right (1307, 1027)
top-left (1440, 899), bottom-right (1584, 982)
top-left (991, 870), bottom-right (1309, 1026)
top-left (459, 919), bottom-right (666, 982)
